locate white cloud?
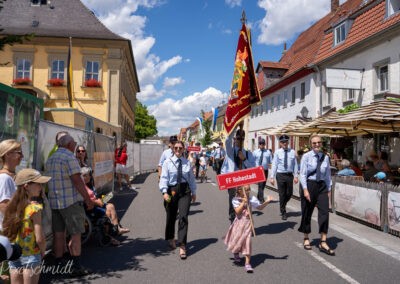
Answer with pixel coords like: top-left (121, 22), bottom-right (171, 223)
top-left (257, 0), bottom-right (330, 45)
top-left (163, 77), bottom-right (184, 88)
top-left (148, 87), bottom-right (227, 136)
top-left (82, 0), bottom-right (183, 104)
top-left (225, 0), bottom-right (242, 8)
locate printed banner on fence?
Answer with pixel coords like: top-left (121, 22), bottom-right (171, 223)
top-left (217, 166), bottom-right (265, 190)
top-left (187, 146), bottom-right (201, 152)
top-left (388, 191), bottom-right (400, 232)
top-left (334, 182), bottom-right (381, 226)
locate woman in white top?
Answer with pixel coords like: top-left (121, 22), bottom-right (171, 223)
top-left (0, 139), bottom-right (23, 230)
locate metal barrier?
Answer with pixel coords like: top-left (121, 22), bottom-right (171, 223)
top-left (332, 176), bottom-right (400, 237)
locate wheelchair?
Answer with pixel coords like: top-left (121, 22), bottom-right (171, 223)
top-left (82, 210), bottom-right (118, 247)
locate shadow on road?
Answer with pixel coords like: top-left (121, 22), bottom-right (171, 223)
top-left (255, 221), bottom-right (297, 235)
top-left (252, 253), bottom-right (289, 268)
top-left (186, 237), bottom-right (218, 256)
top-left (310, 236), bottom-right (344, 249)
top-left (189, 209), bottom-right (204, 216)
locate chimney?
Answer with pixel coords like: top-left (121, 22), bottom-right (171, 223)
top-left (282, 42), bottom-right (287, 55)
top-left (331, 0), bottom-right (339, 12)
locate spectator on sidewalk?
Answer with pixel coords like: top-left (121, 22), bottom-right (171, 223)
top-left (363, 161), bottom-right (378, 182)
top-left (0, 139), bottom-right (23, 231)
top-left (81, 167), bottom-right (129, 237)
top-left (336, 159), bottom-right (356, 176)
top-left (115, 142), bottom-right (130, 190)
top-left (350, 160), bottom-right (363, 176)
top-left (3, 169), bottom-right (50, 284)
top-left (45, 134), bottom-right (94, 277)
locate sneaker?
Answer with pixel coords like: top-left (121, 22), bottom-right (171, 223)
top-left (233, 253), bottom-right (241, 263)
top-left (282, 213), bottom-right (288, 220)
top-left (245, 264), bottom-right (254, 273)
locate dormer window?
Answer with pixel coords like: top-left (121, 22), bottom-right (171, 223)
top-left (386, 0), bottom-right (400, 17)
top-left (31, 0), bottom-right (47, 6)
top-left (334, 22), bottom-right (347, 45)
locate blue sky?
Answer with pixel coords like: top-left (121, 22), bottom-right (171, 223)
top-left (82, 0), bottom-right (335, 136)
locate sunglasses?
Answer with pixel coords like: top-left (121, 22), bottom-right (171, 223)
top-left (174, 146), bottom-right (184, 150)
top-left (77, 149), bottom-right (86, 153)
top-left (312, 141), bottom-right (322, 145)
top-left (10, 151), bottom-right (23, 155)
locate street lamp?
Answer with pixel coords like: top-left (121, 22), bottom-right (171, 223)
top-left (300, 106), bottom-right (309, 119)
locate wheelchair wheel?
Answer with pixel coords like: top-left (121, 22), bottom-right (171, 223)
top-left (81, 214), bottom-right (92, 245)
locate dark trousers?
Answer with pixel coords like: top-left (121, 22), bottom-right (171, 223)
top-left (228, 188), bottom-right (236, 223)
top-left (257, 169), bottom-right (268, 202)
top-left (298, 180), bottom-right (329, 234)
top-left (215, 159), bottom-right (223, 175)
top-left (164, 185), bottom-right (192, 245)
top-left (276, 173), bottom-right (294, 214)
top-left (195, 163), bottom-right (200, 178)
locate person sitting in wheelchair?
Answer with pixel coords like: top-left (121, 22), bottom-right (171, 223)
top-left (81, 168), bottom-right (130, 241)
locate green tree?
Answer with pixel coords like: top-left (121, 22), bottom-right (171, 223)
top-left (134, 100), bottom-right (157, 142)
top-left (200, 110), bottom-right (212, 147)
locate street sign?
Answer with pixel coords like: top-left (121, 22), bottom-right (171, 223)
top-left (216, 166), bottom-right (266, 190)
top-left (187, 146), bottom-right (201, 152)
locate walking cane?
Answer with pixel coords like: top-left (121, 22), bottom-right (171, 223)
top-left (237, 122), bottom-right (256, 237)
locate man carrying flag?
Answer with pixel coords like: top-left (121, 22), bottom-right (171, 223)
top-left (220, 13), bottom-right (260, 223)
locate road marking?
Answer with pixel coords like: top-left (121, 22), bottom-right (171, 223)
top-left (295, 242), bottom-right (360, 284)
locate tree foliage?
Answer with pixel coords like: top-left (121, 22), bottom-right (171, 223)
top-left (134, 100), bottom-right (157, 142)
top-left (200, 110), bottom-right (212, 147)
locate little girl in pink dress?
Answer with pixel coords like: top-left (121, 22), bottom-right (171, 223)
top-left (224, 184), bottom-right (274, 273)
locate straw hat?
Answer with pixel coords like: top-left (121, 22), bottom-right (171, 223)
top-left (14, 169), bottom-right (51, 186)
top-left (0, 139), bottom-right (21, 158)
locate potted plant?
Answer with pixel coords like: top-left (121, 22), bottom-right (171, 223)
top-left (48, 78), bottom-right (65, 87)
top-left (84, 79), bottom-right (102, 88)
top-left (13, 77), bottom-right (32, 85)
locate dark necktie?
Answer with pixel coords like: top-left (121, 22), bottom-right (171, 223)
top-left (284, 149), bottom-right (288, 170)
top-left (316, 153), bottom-right (322, 181)
top-left (177, 158), bottom-right (182, 184)
top-left (259, 149), bottom-right (264, 166)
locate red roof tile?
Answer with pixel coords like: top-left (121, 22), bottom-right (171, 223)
top-left (259, 61), bottom-right (289, 69)
top-left (261, 0), bottom-right (364, 92)
top-left (315, 1), bottom-right (400, 64)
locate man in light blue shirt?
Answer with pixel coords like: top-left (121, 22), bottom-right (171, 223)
top-left (158, 135), bottom-right (178, 180)
top-left (269, 134), bottom-right (298, 220)
top-left (253, 138), bottom-right (272, 202)
top-left (213, 142), bottom-right (226, 175)
top-left (221, 128), bottom-right (255, 222)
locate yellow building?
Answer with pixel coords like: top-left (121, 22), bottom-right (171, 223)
top-left (0, 0), bottom-right (140, 142)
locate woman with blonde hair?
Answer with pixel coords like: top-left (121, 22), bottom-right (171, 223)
top-left (0, 139), bottom-right (23, 231)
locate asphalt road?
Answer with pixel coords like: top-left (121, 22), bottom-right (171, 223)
top-left (44, 169), bottom-right (400, 284)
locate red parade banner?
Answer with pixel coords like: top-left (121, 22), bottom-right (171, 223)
top-left (217, 166), bottom-right (266, 190)
top-left (187, 146), bottom-right (201, 152)
top-left (224, 23), bottom-right (261, 136)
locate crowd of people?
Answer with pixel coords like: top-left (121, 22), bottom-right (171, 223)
top-left (0, 133), bottom-right (131, 282)
top-left (1, 128), bottom-right (396, 280)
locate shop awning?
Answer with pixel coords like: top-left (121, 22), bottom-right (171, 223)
top-left (289, 99), bottom-right (400, 136)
